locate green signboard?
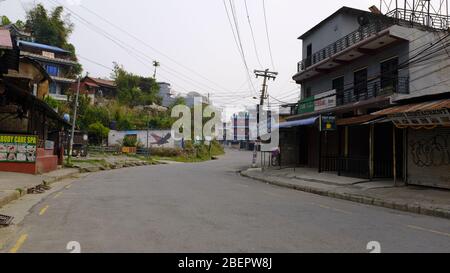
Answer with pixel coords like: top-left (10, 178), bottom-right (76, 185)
top-left (298, 96), bottom-right (315, 114)
top-left (0, 135), bottom-right (37, 163)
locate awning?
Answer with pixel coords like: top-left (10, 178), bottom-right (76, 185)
top-left (278, 116), bottom-right (319, 129)
top-left (372, 99), bottom-right (450, 115)
top-left (337, 114), bottom-right (381, 126)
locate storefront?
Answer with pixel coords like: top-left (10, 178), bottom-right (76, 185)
top-left (374, 99), bottom-right (450, 189)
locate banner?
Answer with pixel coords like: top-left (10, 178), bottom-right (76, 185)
top-left (0, 135), bottom-right (37, 163)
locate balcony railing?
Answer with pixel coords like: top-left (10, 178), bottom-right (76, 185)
top-left (297, 20), bottom-right (394, 72)
top-left (337, 76), bottom-right (409, 106)
top-left (386, 8), bottom-right (450, 30)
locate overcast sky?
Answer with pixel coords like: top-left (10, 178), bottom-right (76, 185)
top-left (1, 0), bottom-right (379, 109)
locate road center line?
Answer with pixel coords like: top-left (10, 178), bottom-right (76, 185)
top-left (262, 190), bottom-right (283, 198)
top-left (318, 204), bottom-right (352, 215)
top-left (39, 205), bottom-right (49, 216)
top-left (407, 225), bottom-right (450, 238)
top-left (65, 184), bottom-right (72, 189)
top-left (9, 234), bottom-right (28, 253)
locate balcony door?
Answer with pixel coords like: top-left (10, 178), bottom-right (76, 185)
top-left (380, 57), bottom-right (399, 91)
top-left (354, 68), bottom-right (368, 101)
top-left (332, 76), bottom-right (345, 105)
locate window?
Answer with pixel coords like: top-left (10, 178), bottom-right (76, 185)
top-left (354, 68), bottom-right (368, 97)
top-left (305, 87), bottom-right (312, 98)
top-left (380, 57), bottom-right (399, 90)
top-left (49, 82), bottom-right (57, 94)
top-left (45, 64), bottom-right (59, 76)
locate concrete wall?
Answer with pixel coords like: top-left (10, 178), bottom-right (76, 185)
top-left (108, 130), bottom-right (180, 148)
top-left (302, 12), bottom-right (363, 59)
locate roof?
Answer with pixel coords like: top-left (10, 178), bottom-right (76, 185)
top-left (372, 99), bottom-right (450, 115)
top-left (298, 7), bottom-right (373, 40)
top-left (0, 29), bottom-right (13, 50)
top-left (18, 40), bottom-right (70, 54)
top-left (337, 114), bottom-right (381, 126)
top-left (85, 77), bottom-right (116, 88)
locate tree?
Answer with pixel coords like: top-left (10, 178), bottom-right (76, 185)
top-left (88, 122), bottom-right (110, 145)
top-left (23, 4), bottom-right (82, 76)
top-left (0, 15), bottom-right (11, 26)
top-left (112, 63), bottom-right (161, 107)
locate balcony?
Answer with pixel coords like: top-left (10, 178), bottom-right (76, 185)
top-left (337, 76), bottom-right (409, 106)
top-left (293, 20), bottom-right (408, 83)
top-left (298, 76), bottom-right (409, 115)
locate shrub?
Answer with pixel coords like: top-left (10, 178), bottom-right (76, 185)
top-left (150, 147), bottom-right (183, 157)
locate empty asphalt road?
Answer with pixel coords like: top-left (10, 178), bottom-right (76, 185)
top-left (4, 149), bottom-right (450, 253)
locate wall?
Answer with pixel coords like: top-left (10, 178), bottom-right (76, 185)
top-left (407, 127), bottom-right (450, 189)
top-left (108, 130), bottom-right (180, 148)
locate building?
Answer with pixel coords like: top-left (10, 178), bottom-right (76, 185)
top-left (2, 24), bottom-right (79, 102)
top-left (279, 5), bottom-right (450, 188)
top-left (1, 29), bottom-right (70, 174)
top-left (158, 82), bottom-right (177, 107)
top-left (185, 91), bottom-right (210, 108)
top-left (76, 76), bottom-right (117, 105)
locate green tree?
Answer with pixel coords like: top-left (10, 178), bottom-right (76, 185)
top-left (23, 4), bottom-right (82, 76)
top-left (0, 15), bottom-right (11, 26)
top-left (88, 122), bottom-right (110, 145)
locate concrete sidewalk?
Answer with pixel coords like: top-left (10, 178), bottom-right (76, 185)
top-left (0, 168), bottom-right (80, 209)
top-left (241, 167), bottom-right (450, 219)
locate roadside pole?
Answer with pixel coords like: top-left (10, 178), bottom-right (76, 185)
top-left (68, 77), bottom-right (81, 165)
top-left (252, 69), bottom-right (278, 168)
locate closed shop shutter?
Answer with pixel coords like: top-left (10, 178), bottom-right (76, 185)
top-left (407, 127), bottom-right (450, 189)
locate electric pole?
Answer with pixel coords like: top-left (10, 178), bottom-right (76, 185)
top-left (252, 69), bottom-right (278, 168)
top-left (68, 77), bottom-right (81, 165)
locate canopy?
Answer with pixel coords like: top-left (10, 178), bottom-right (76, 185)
top-left (277, 116), bottom-right (319, 129)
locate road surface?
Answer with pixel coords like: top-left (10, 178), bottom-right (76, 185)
top-left (4, 149), bottom-right (450, 253)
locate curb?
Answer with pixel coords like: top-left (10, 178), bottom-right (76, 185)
top-left (0, 161), bottom-right (152, 209)
top-left (241, 171), bottom-right (450, 220)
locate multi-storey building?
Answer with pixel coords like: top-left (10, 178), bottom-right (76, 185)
top-left (281, 5), bottom-right (450, 188)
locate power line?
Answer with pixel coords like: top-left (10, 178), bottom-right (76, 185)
top-left (244, 0), bottom-right (263, 69)
top-left (262, 0), bottom-right (276, 70)
top-left (227, 0), bottom-right (257, 95)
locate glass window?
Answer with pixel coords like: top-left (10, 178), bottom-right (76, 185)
top-left (49, 82), bottom-right (57, 94)
top-left (45, 65), bottom-right (59, 76)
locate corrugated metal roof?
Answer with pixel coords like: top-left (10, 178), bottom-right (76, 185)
top-left (18, 40), bottom-right (70, 54)
top-left (0, 29), bottom-right (13, 50)
top-left (337, 115), bottom-right (381, 126)
top-left (372, 99), bottom-right (450, 115)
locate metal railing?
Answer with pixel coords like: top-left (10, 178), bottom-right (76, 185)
top-left (297, 20), bottom-right (394, 72)
top-left (337, 76), bottom-right (409, 106)
top-left (386, 8), bottom-right (450, 30)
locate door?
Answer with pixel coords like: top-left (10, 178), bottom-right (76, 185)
top-left (354, 68), bottom-right (368, 101)
top-left (332, 76), bottom-right (345, 105)
top-left (380, 57), bottom-right (399, 92)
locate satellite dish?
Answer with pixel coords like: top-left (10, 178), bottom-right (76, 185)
top-left (358, 15), bottom-right (370, 26)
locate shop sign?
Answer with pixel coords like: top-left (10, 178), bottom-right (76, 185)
top-left (298, 90), bottom-right (337, 114)
top-left (320, 116), bottom-right (337, 131)
top-left (0, 135), bottom-right (37, 163)
top-left (390, 109), bottom-right (450, 126)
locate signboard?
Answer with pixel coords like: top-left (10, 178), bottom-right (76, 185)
top-left (42, 51), bottom-right (55, 59)
top-left (298, 90), bottom-right (337, 114)
top-left (390, 109), bottom-right (450, 127)
top-left (320, 116), bottom-right (337, 131)
top-left (0, 135), bottom-right (37, 163)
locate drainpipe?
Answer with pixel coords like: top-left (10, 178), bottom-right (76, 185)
top-left (393, 126), bottom-right (397, 186)
top-left (369, 124), bottom-right (374, 180)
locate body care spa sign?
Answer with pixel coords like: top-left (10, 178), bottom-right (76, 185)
top-left (0, 135), bottom-right (37, 163)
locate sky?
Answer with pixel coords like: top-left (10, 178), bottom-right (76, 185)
top-left (1, 0), bottom-right (381, 111)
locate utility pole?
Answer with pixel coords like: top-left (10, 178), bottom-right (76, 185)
top-left (68, 77), bottom-right (81, 165)
top-left (252, 69), bottom-right (278, 168)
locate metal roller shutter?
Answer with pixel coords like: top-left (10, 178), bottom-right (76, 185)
top-left (407, 127), bottom-right (450, 189)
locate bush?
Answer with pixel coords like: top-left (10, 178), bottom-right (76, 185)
top-left (150, 147), bottom-right (183, 157)
top-left (122, 135), bottom-right (138, 147)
